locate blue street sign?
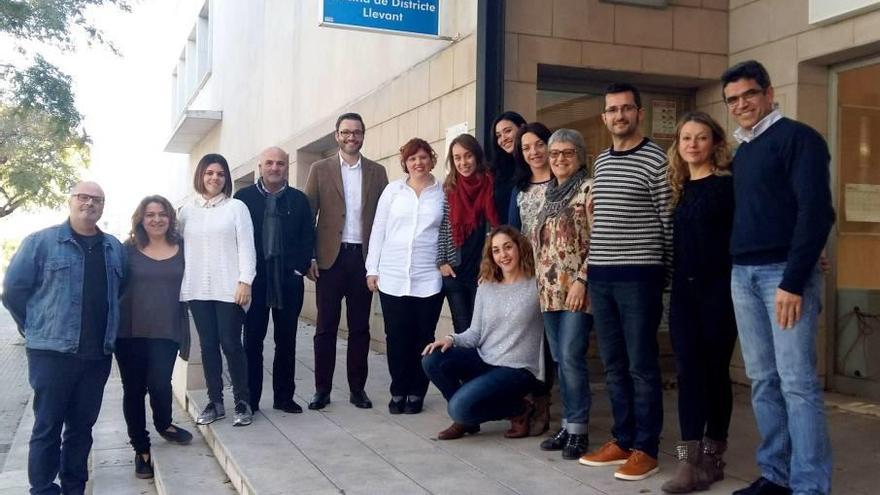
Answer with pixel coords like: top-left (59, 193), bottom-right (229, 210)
top-left (321, 0), bottom-right (440, 38)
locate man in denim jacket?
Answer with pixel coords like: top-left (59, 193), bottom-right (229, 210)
top-left (2, 181), bottom-right (125, 495)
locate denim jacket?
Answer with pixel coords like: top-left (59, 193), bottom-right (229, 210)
top-left (1, 221), bottom-right (125, 355)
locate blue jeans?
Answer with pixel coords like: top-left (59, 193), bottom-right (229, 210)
top-left (422, 348), bottom-right (535, 426)
top-left (731, 263), bottom-right (831, 495)
top-left (27, 351), bottom-right (112, 495)
top-left (542, 311), bottom-right (592, 434)
top-left (589, 279), bottom-right (664, 458)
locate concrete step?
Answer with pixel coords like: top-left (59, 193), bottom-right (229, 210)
top-left (152, 394), bottom-right (236, 495)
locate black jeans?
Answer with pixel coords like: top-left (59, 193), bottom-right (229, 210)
top-left (115, 338), bottom-right (178, 454)
top-left (442, 275), bottom-right (478, 334)
top-left (189, 300), bottom-right (250, 405)
top-left (379, 291), bottom-right (444, 398)
top-left (27, 351), bottom-right (111, 495)
top-left (245, 276), bottom-right (304, 410)
top-left (669, 276), bottom-right (737, 441)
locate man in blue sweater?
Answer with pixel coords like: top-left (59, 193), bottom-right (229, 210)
top-left (723, 60), bottom-right (834, 495)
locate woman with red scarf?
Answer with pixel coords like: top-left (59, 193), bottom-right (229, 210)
top-left (437, 134), bottom-right (500, 334)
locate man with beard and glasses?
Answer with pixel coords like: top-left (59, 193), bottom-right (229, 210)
top-left (3, 181), bottom-right (125, 495)
top-left (304, 113), bottom-right (388, 410)
top-left (578, 83), bottom-right (672, 482)
top-left (235, 147), bottom-right (315, 414)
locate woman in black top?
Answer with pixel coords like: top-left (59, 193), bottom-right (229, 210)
top-left (117, 195), bottom-right (193, 479)
top-left (663, 112), bottom-right (736, 493)
top-left (489, 111), bottom-right (526, 223)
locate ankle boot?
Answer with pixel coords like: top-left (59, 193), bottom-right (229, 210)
top-left (437, 422), bottom-right (480, 440)
top-left (661, 441), bottom-right (708, 493)
top-left (700, 437), bottom-right (727, 483)
top-left (561, 433), bottom-right (589, 460)
top-left (505, 401), bottom-right (533, 438)
top-left (529, 395), bottom-right (550, 437)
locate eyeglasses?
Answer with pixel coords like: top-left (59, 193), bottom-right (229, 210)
top-left (725, 88), bottom-right (765, 107)
top-left (603, 104), bottom-right (638, 115)
top-left (549, 149), bottom-right (577, 160)
top-left (338, 130), bottom-right (364, 138)
top-left (71, 193), bottom-right (105, 205)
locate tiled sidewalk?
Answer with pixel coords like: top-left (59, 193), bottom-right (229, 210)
top-left (184, 320), bottom-right (880, 495)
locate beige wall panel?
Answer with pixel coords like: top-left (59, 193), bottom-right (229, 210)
top-left (673, 7), bottom-right (728, 54)
top-left (796, 84), bottom-right (829, 135)
top-left (439, 87), bottom-right (470, 130)
top-left (730, 0), bottom-right (755, 10)
top-left (389, 76), bottom-right (409, 120)
top-left (729, 0), bottom-right (771, 53)
top-left (417, 99), bottom-right (442, 143)
top-left (614, 5), bottom-right (674, 48)
top-left (701, 0), bottom-right (729, 10)
top-left (429, 48), bottom-right (455, 100)
top-left (505, 81), bottom-right (538, 120)
top-left (398, 109), bottom-right (419, 143)
top-left (581, 42), bottom-right (643, 72)
top-left (700, 53), bottom-right (730, 79)
top-left (642, 48), bottom-right (701, 77)
top-left (453, 35), bottom-right (477, 88)
top-left (516, 35), bottom-right (582, 83)
top-left (854, 8), bottom-right (880, 44)
top-left (730, 37), bottom-right (798, 87)
top-left (551, 0), bottom-right (615, 43)
top-left (505, 0), bottom-right (553, 36)
top-left (505, 34), bottom-right (519, 81)
top-left (766, 0), bottom-right (810, 42)
top-left (406, 62), bottom-right (431, 111)
top-left (670, 0), bottom-right (702, 7)
top-left (797, 20), bottom-right (855, 61)
top-left (697, 82), bottom-right (725, 107)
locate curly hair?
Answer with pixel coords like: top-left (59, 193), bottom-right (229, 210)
top-left (478, 225), bottom-right (535, 283)
top-left (666, 111), bottom-right (732, 208)
top-left (127, 195), bottom-right (181, 248)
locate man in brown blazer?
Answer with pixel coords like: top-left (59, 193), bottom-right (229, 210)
top-left (304, 112), bottom-right (388, 410)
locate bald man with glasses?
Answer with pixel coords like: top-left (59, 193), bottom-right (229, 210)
top-left (3, 181), bottom-right (125, 495)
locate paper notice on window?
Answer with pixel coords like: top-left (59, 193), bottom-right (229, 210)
top-left (845, 183), bottom-right (880, 223)
top-left (651, 100), bottom-right (677, 140)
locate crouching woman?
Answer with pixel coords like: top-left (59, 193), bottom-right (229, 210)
top-left (421, 225), bottom-right (544, 440)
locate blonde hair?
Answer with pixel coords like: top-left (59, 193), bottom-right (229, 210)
top-left (666, 111), bottom-right (732, 208)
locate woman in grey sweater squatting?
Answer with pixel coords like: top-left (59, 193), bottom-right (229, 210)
top-left (421, 225), bottom-right (545, 440)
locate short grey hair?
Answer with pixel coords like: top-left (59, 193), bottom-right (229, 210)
top-left (548, 128), bottom-right (588, 169)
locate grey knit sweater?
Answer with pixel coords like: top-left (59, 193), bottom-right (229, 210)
top-left (451, 277), bottom-right (545, 381)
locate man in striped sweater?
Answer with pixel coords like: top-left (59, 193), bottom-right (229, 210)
top-left (578, 83), bottom-right (672, 482)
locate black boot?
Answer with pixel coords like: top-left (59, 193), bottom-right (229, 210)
top-left (539, 427), bottom-right (568, 451)
top-left (562, 433), bottom-right (589, 460)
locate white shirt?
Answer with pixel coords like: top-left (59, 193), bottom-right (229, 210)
top-left (365, 176), bottom-right (444, 297)
top-left (734, 109), bottom-right (783, 143)
top-left (178, 195), bottom-right (257, 304)
top-left (339, 152), bottom-right (363, 244)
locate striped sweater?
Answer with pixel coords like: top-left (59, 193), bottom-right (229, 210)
top-left (587, 138), bottom-right (672, 282)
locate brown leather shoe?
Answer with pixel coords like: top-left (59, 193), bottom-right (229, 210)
top-left (529, 395), bottom-right (550, 437)
top-left (437, 423), bottom-right (480, 440)
top-left (504, 401), bottom-right (534, 439)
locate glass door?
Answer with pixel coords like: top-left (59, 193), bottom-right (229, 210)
top-left (830, 58), bottom-right (880, 401)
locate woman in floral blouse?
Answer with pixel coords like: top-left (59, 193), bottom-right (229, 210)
top-left (534, 128), bottom-right (594, 461)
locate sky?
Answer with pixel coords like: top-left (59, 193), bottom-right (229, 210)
top-left (3, 0), bottom-right (189, 241)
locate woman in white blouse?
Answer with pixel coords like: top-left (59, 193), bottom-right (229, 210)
top-left (179, 153), bottom-right (257, 427)
top-left (366, 138), bottom-right (445, 415)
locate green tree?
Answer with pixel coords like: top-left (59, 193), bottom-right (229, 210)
top-left (0, 0), bottom-right (130, 219)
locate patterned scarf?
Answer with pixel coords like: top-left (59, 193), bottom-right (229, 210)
top-left (258, 179), bottom-right (287, 309)
top-left (449, 172), bottom-right (499, 246)
top-left (536, 167), bottom-right (589, 234)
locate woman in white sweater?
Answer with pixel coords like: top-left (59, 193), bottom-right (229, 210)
top-left (179, 153), bottom-right (257, 427)
top-left (421, 225), bottom-right (544, 440)
top-left (366, 138), bottom-right (445, 415)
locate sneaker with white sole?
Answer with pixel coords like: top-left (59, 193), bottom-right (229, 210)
top-left (614, 449), bottom-right (659, 481)
top-left (232, 400), bottom-right (253, 427)
top-left (579, 440), bottom-right (631, 466)
top-left (196, 402), bottom-right (226, 425)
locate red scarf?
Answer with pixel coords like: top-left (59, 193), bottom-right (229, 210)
top-left (449, 173), bottom-right (499, 246)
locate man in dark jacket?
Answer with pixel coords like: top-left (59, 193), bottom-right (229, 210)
top-left (235, 147), bottom-right (315, 414)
